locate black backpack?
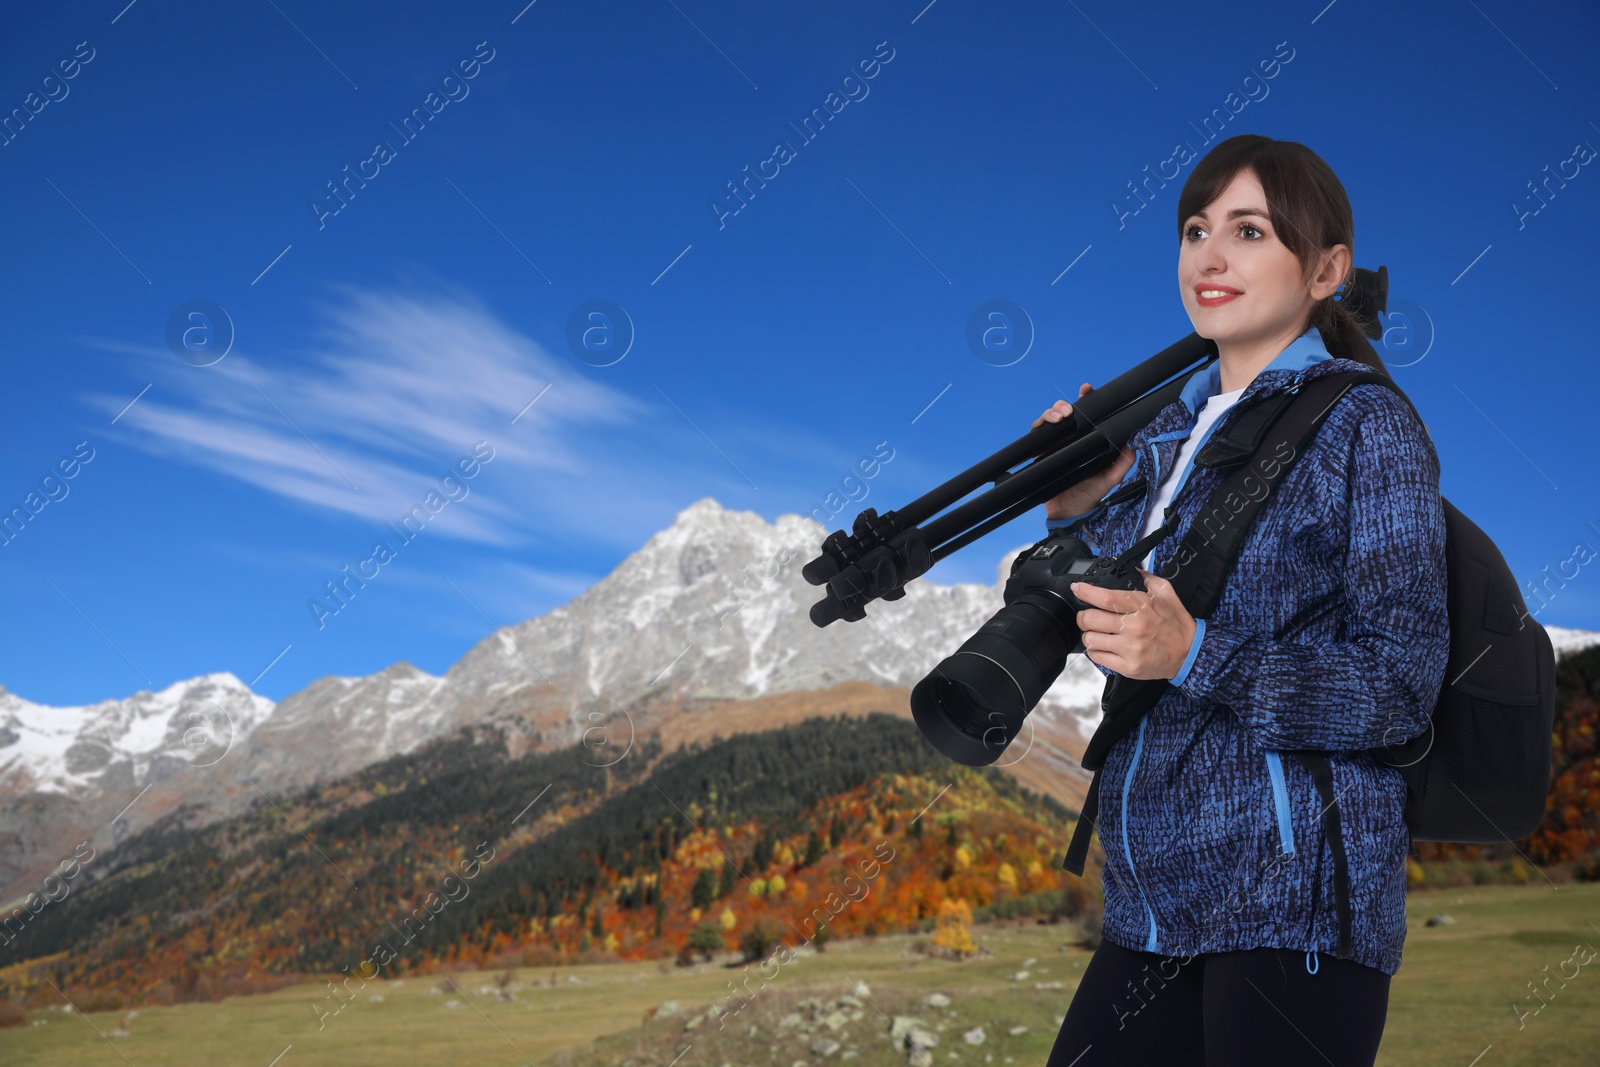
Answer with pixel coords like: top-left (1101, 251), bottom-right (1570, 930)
top-left (1059, 368), bottom-right (1557, 957)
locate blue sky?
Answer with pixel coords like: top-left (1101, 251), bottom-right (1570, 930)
top-left (1, 0), bottom-right (1596, 706)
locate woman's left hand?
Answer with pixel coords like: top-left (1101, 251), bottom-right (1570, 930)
top-left (1071, 568), bottom-right (1197, 681)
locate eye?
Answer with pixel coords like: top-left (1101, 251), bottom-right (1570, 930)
top-left (1184, 221), bottom-right (1265, 242)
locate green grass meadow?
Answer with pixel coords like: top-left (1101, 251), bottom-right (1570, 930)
top-left (2, 882), bottom-right (1597, 1066)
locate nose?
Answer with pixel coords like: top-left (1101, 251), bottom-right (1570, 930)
top-left (1191, 233), bottom-right (1227, 276)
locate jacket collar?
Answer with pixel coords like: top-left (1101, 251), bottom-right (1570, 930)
top-left (1176, 324), bottom-right (1334, 418)
top-left (1126, 325), bottom-right (1352, 455)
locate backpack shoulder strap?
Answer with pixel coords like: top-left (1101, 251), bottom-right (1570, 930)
top-left (1168, 369), bottom-right (1407, 613)
top-left (1191, 369), bottom-right (1414, 473)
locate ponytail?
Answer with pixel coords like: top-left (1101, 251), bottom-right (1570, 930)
top-left (1308, 281), bottom-right (1389, 375)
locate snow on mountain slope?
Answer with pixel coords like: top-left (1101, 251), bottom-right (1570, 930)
top-left (0, 673), bottom-right (273, 798)
top-left (413, 498), bottom-right (1108, 746)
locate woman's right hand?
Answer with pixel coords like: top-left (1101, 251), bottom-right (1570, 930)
top-left (1034, 382), bottom-right (1138, 522)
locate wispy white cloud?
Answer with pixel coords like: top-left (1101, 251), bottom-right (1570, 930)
top-left (80, 284), bottom-right (666, 548)
top-left (76, 282), bottom-right (935, 561)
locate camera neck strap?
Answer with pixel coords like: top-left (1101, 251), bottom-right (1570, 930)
top-left (1109, 502), bottom-right (1181, 573)
top-left (1060, 369), bottom-right (1415, 877)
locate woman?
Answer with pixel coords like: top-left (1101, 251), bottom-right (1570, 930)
top-left (1035, 135), bottom-right (1449, 1066)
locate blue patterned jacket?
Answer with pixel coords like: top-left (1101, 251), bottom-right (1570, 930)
top-left (1046, 325), bottom-right (1449, 976)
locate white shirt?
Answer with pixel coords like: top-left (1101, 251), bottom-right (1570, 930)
top-left (1141, 385), bottom-right (1246, 569)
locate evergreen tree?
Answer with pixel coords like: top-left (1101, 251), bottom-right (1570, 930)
top-left (739, 919), bottom-right (779, 963)
top-left (691, 867), bottom-right (715, 910)
top-left (802, 829), bottom-right (823, 867)
top-left (752, 833), bottom-right (774, 872)
top-left (686, 921), bottom-right (724, 962)
top-left (717, 861), bottom-right (735, 898)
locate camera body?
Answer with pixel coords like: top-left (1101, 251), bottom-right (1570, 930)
top-left (910, 531), bottom-right (1146, 767)
top-left (1005, 531), bottom-right (1148, 624)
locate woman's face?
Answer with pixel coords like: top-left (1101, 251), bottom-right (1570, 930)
top-left (1178, 167), bottom-right (1337, 357)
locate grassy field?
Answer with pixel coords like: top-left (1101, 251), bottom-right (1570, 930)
top-left (2, 882), bottom-right (1596, 1066)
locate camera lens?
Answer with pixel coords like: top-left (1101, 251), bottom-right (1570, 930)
top-left (911, 593), bottom-right (1080, 766)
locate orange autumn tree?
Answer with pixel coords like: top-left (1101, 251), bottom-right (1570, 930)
top-left (931, 898), bottom-right (977, 959)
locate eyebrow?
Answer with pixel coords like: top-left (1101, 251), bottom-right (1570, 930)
top-left (1191, 207), bottom-right (1269, 223)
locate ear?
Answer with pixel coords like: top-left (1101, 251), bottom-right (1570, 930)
top-left (1309, 243), bottom-right (1352, 302)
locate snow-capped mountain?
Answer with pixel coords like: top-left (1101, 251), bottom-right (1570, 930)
top-left (188, 499), bottom-right (1112, 841)
top-left (402, 497), bottom-right (1109, 745)
top-left (0, 673), bottom-right (275, 799)
top-left (0, 674), bottom-right (277, 903)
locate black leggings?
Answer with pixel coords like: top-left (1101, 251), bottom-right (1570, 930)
top-left (1045, 937), bottom-right (1392, 1067)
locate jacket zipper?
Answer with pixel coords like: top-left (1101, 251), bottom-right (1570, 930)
top-left (1265, 751), bottom-right (1295, 853)
top-left (1122, 717), bottom-right (1161, 951)
top-left (1115, 434), bottom-right (1183, 953)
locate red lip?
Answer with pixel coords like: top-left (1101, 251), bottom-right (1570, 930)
top-left (1195, 283), bottom-right (1242, 308)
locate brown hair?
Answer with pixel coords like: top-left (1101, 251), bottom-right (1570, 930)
top-left (1177, 134), bottom-right (1388, 374)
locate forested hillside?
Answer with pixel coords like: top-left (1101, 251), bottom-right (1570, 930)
top-left (0, 711), bottom-right (1087, 1013)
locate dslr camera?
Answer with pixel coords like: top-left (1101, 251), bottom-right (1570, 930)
top-left (909, 531), bottom-right (1146, 766)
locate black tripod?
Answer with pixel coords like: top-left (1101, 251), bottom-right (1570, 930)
top-left (803, 266), bottom-right (1389, 625)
